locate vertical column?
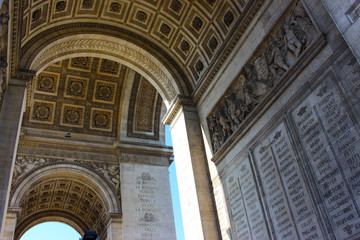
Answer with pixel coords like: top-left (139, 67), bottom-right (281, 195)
top-left (0, 83), bottom-right (26, 234)
top-left (120, 162), bottom-right (176, 240)
top-left (106, 215), bottom-right (122, 240)
top-left (163, 97), bottom-right (219, 240)
top-left (0, 209), bottom-right (19, 240)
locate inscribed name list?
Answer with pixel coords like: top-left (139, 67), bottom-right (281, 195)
top-left (291, 76), bottom-right (360, 239)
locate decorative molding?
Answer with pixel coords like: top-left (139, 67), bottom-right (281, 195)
top-left (127, 73), bottom-right (162, 140)
top-left (17, 140), bottom-right (119, 162)
top-left (162, 94), bottom-right (195, 125)
top-left (120, 152), bottom-right (171, 166)
top-left (30, 38), bottom-right (177, 102)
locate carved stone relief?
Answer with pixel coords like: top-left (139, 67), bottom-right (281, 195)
top-left (208, 0), bottom-right (319, 153)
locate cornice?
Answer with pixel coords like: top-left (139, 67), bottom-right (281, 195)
top-left (162, 94), bottom-right (195, 125)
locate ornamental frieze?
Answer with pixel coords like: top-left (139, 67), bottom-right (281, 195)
top-left (207, 0), bottom-right (319, 153)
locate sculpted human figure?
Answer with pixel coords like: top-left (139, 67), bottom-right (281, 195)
top-left (266, 38), bottom-right (289, 79)
top-left (211, 126), bottom-right (222, 152)
top-left (0, 13), bottom-right (9, 55)
top-left (0, 13), bottom-right (8, 98)
top-left (226, 97), bottom-right (241, 130)
top-left (208, 113), bottom-right (219, 135)
top-left (218, 109), bottom-right (232, 139)
top-left (208, 113), bottom-right (224, 151)
top-left (239, 100), bottom-right (250, 122)
top-left (14, 156), bottom-right (27, 178)
top-left (108, 164), bottom-right (120, 192)
top-left (290, 2), bottom-right (317, 46)
top-left (243, 64), bottom-right (269, 108)
top-left (283, 22), bottom-right (302, 59)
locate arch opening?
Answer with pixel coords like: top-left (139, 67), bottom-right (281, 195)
top-left (19, 221), bottom-right (81, 240)
top-left (11, 164), bottom-right (120, 240)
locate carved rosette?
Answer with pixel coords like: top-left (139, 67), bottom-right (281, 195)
top-left (208, 0), bottom-right (319, 153)
top-left (90, 108), bottom-right (113, 131)
top-left (30, 100), bottom-right (56, 124)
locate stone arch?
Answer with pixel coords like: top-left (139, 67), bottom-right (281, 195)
top-left (10, 163), bottom-right (120, 240)
top-left (25, 34), bottom-right (183, 107)
top-left (10, 163), bottom-right (119, 211)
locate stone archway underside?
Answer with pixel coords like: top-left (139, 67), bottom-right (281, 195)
top-left (14, 178), bottom-right (107, 239)
top-left (30, 35), bottom-right (178, 105)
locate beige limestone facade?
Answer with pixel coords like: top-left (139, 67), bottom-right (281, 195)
top-left (0, 0), bottom-right (359, 239)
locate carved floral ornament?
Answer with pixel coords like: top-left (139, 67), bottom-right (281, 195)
top-left (207, 1), bottom-right (319, 153)
top-left (29, 36), bottom-right (180, 106)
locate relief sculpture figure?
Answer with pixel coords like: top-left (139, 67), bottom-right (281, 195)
top-left (290, 2), bottom-right (317, 46)
top-left (266, 37), bottom-right (289, 81)
top-left (243, 64), bottom-right (269, 108)
top-left (226, 96), bottom-right (241, 131)
top-left (218, 109), bottom-right (232, 139)
top-left (208, 0), bottom-right (318, 153)
top-left (283, 22), bottom-right (302, 61)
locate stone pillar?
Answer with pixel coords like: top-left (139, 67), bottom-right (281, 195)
top-left (0, 83), bottom-right (26, 234)
top-left (106, 214), bottom-right (122, 240)
top-left (0, 209), bottom-right (19, 240)
top-left (120, 162), bottom-right (176, 240)
top-left (163, 96), bottom-right (219, 240)
top-left (320, 0), bottom-right (360, 62)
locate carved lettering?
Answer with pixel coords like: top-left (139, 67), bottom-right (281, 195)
top-left (292, 77), bottom-right (360, 238)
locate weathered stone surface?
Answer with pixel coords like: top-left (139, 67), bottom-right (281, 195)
top-left (120, 163), bottom-right (176, 240)
top-left (0, 0), bottom-right (359, 239)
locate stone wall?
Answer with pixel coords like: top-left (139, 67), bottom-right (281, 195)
top-left (197, 0), bottom-right (360, 239)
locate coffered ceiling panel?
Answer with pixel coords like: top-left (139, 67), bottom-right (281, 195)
top-left (23, 57), bottom-right (126, 137)
top-left (23, 56), bottom-right (164, 141)
top-left (17, 0), bottom-right (260, 87)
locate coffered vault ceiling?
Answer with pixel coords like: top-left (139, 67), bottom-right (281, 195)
top-left (14, 0), bottom-right (261, 95)
top-left (22, 57), bottom-right (163, 140)
top-left (14, 176), bottom-right (108, 239)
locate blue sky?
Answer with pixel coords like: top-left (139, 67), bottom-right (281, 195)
top-left (20, 126), bottom-right (185, 240)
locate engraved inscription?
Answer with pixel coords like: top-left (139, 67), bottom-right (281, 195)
top-left (292, 76), bottom-right (360, 239)
top-left (253, 142), bottom-right (297, 240)
top-left (225, 169), bottom-right (251, 239)
top-left (224, 156), bottom-right (269, 239)
top-left (270, 123), bottom-right (323, 240)
top-left (214, 184), bottom-right (231, 240)
top-left (135, 172), bottom-right (161, 239)
top-left (238, 158), bottom-right (269, 240)
top-left (253, 122), bottom-right (324, 239)
top-left (121, 163), bottom-right (176, 240)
